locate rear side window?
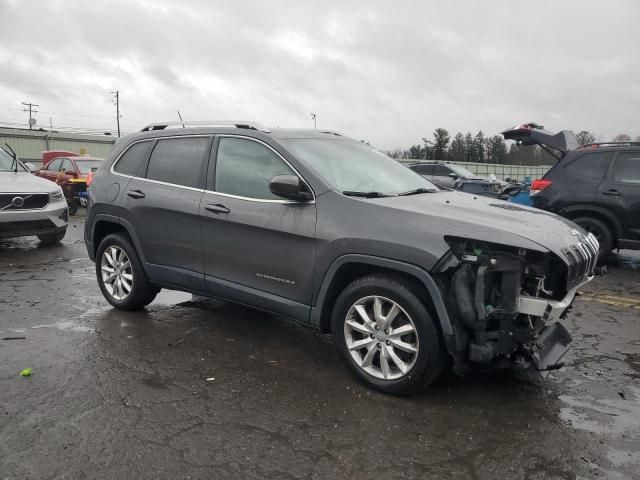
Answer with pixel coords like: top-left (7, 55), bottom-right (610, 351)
top-left (114, 142), bottom-right (152, 176)
top-left (564, 152), bottom-right (611, 179)
top-left (146, 137), bottom-right (209, 188)
top-left (433, 165), bottom-right (452, 176)
top-left (214, 137), bottom-right (295, 200)
top-left (412, 164), bottom-right (434, 175)
top-left (61, 158), bottom-right (74, 172)
top-left (612, 152), bottom-right (640, 184)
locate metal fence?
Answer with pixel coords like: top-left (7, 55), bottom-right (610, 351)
top-left (399, 159), bottom-right (552, 182)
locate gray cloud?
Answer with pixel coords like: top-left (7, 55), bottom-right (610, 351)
top-left (0, 0), bottom-right (638, 148)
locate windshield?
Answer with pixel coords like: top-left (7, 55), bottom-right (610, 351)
top-left (449, 164), bottom-right (480, 178)
top-left (76, 160), bottom-right (103, 174)
top-left (283, 139), bottom-right (438, 195)
top-left (0, 148), bottom-right (27, 172)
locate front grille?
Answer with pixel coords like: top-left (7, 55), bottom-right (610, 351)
top-left (0, 219), bottom-right (56, 234)
top-left (0, 193), bottom-right (49, 210)
top-left (563, 233), bottom-right (598, 287)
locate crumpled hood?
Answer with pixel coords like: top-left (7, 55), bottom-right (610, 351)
top-left (374, 191), bottom-right (590, 260)
top-left (0, 172), bottom-right (59, 193)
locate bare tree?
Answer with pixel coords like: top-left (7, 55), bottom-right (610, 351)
top-left (613, 133), bottom-right (632, 142)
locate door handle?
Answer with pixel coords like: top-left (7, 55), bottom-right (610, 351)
top-left (126, 189), bottom-right (146, 199)
top-left (205, 203), bottom-right (230, 214)
top-left (602, 189), bottom-right (621, 196)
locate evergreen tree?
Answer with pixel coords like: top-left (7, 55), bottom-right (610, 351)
top-left (474, 131), bottom-right (486, 163)
top-left (487, 135), bottom-right (507, 164)
top-left (449, 132), bottom-right (466, 162)
top-left (431, 128), bottom-right (450, 160)
top-left (463, 132), bottom-right (474, 162)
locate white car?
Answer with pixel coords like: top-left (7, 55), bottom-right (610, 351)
top-left (1, 146), bottom-right (68, 245)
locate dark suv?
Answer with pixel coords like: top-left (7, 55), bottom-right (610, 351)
top-left (503, 123), bottom-right (640, 261)
top-left (85, 121), bottom-right (599, 394)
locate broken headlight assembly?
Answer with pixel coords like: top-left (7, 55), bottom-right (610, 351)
top-left (438, 236), bottom-right (573, 374)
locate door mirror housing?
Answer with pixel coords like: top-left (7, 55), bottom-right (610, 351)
top-left (24, 162), bottom-right (37, 173)
top-left (448, 172), bottom-right (459, 179)
top-left (269, 175), bottom-right (312, 201)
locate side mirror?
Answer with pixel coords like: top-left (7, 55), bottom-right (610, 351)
top-left (269, 175), bottom-right (312, 201)
top-left (63, 169), bottom-right (77, 178)
top-left (448, 172), bottom-right (459, 179)
top-left (24, 162), bottom-right (37, 173)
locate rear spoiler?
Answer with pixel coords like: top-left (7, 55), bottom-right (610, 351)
top-left (501, 123), bottom-right (578, 160)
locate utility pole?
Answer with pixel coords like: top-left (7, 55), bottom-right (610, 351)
top-left (111, 90), bottom-right (121, 137)
top-left (22, 101), bottom-right (39, 130)
top-left (310, 113), bottom-right (317, 129)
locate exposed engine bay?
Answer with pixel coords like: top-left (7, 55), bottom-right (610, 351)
top-left (436, 235), bottom-right (599, 375)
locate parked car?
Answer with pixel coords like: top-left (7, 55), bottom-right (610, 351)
top-left (408, 162), bottom-right (483, 188)
top-left (0, 146), bottom-right (68, 245)
top-left (503, 123), bottom-right (640, 261)
top-left (35, 155), bottom-right (103, 213)
top-left (85, 121), bottom-right (600, 394)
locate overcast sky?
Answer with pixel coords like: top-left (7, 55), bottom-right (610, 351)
top-left (0, 0), bottom-right (638, 149)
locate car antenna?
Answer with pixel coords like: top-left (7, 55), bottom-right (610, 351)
top-left (4, 143), bottom-right (18, 172)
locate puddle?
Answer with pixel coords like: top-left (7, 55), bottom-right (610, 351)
top-left (31, 320), bottom-right (95, 333)
top-left (151, 289), bottom-right (199, 306)
top-left (559, 387), bottom-right (640, 436)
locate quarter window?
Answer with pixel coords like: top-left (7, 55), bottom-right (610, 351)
top-left (214, 137), bottom-right (296, 200)
top-left (114, 142), bottom-right (152, 177)
top-left (612, 152), bottom-right (640, 184)
top-left (146, 137), bottom-right (209, 189)
top-left (565, 152), bottom-right (611, 179)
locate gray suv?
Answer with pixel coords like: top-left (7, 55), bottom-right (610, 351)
top-left (85, 121), bottom-right (599, 394)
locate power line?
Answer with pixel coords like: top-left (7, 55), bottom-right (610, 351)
top-left (22, 101), bottom-right (39, 130)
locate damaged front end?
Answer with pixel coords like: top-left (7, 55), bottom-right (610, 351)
top-left (436, 234), bottom-right (599, 375)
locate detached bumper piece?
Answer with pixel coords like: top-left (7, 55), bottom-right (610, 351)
top-left (531, 322), bottom-right (572, 371)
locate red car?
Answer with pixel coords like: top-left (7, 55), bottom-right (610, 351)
top-left (36, 156), bottom-right (103, 184)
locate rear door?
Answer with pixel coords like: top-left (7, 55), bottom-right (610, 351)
top-left (411, 164), bottom-right (434, 181)
top-left (124, 135), bottom-right (211, 291)
top-left (597, 151), bottom-right (640, 240)
top-left (200, 135), bottom-right (317, 312)
top-left (550, 151), bottom-right (613, 208)
top-left (432, 164), bottom-right (455, 188)
top-left (38, 157), bottom-right (63, 182)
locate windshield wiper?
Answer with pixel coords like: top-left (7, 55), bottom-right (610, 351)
top-left (398, 187), bottom-right (436, 196)
top-left (342, 191), bottom-right (390, 198)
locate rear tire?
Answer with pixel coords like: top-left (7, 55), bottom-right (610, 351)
top-left (572, 216), bottom-right (614, 263)
top-left (37, 228), bottom-right (66, 246)
top-left (331, 274), bottom-right (446, 395)
top-left (96, 233), bottom-right (157, 310)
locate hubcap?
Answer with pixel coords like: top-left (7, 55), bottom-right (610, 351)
top-left (344, 295), bottom-right (419, 380)
top-left (101, 246), bottom-right (133, 300)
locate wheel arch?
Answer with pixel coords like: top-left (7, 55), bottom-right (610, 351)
top-left (562, 205), bottom-right (622, 239)
top-left (91, 215), bottom-right (148, 272)
top-left (311, 254), bottom-right (455, 352)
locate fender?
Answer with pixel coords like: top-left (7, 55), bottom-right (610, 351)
top-left (90, 214), bottom-right (149, 274)
top-left (310, 254), bottom-right (455, 351)
top-left (561, 204), bottom-right (623, 237)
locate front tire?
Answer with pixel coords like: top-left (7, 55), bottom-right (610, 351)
top-left (572, 216), bottom-right (613, 263)
top-left (331, 274), bottom-right (446, 395)
top-left (96, 233), bottom-right (158, 310)
top-left (37, 228), bottom-right (66, 246)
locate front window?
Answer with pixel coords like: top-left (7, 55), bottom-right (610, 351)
top-left (0, 148), bottom-right (27, 172)
top-left (76, 160), bottom-right (103, 174)
top-left (283, 139), bottom-right (437, 195)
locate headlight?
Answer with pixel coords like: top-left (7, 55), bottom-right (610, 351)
top-left (50, 189), bottom-right (64, 201)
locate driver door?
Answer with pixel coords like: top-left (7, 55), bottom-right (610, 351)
top-left (200, 135), bottom-right (317, 316)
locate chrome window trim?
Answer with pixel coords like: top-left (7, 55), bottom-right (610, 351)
top-left (208, 134), bottom-right (316, 204)
top-left (109, 133), bottom-right (316, 203)
top-left (109, 135), bottom-right (210, 186)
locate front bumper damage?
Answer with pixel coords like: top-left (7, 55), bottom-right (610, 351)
top-left (439, 236), bottom-right (599, 375)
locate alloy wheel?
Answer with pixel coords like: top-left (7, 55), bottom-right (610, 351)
top-left (101, 245), bottom-right (133, 300)
top-left (344, 295), bottom-right (419, 380)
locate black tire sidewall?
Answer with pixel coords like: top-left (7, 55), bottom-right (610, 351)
top-left (332, 276), bottom-right (444, 395)
top-left (96, 233), bottom-right (155, 310)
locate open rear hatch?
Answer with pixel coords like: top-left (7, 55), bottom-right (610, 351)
top-left (501, 122), bottom-right (578, 160)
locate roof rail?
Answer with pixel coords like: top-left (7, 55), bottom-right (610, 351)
top-left (577, 141), bottom-right (640, 149)
top-left (140, 120), bottom-right (270, 133)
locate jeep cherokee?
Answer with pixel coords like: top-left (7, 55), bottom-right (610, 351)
top-left (85, 121), bottom-right (599, 394)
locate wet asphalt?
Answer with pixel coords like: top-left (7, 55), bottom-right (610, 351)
top-left (1, 215), bottom-right (639, 480)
